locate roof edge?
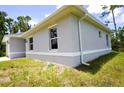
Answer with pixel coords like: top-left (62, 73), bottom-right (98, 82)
top-left (20, 5), bottom-right (112, 38)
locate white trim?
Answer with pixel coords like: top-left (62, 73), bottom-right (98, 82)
top-left (26, 48), bottom-right (111, 57)
top-left (9, 52), bottom-right (25, 55)
top-left (26, 51), bottom-right (80, 57)
top-left (7, 48), bottom-right (111, 58)
top-left (83, 48), bottom-right (111, 55)
top-left (8, 52), bottom-right (25, 59)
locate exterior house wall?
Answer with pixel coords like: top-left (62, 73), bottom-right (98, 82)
top-left (80, 20), bottom-right (111, 62)
top-left (8, 38), bottom-right (25, 58)
top-left (26, 15), bottom-right (81, 67)
top-left (6, 42), bottom-right (10, 57)
top-left (68, 15), bottom-right (111, 63)
top-left (26, 14), bottom-right (111, 67)
top-left (26, 15), bottom-right (80, 53)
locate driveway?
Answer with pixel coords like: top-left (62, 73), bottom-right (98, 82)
top-left (0, 57), bottom-right (10, 62)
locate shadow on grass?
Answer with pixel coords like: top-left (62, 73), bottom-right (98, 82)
top-left (76, 52), bottom-right (118, 74)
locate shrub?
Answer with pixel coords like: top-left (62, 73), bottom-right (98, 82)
top-left (0, 51), bottom-right (5, 57)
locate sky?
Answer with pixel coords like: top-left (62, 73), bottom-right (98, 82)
top-left (0, 5), bottom-right (124, 29)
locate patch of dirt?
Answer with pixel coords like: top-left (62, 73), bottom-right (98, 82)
top-left (0, 77), bottom-right (10, 83)
top-left (55, 65), bottom-right (66, 75)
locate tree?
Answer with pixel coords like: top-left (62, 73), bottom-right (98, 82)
top-left (17, 16), bottom-right (31, 32)
top-left (24, 16), bottom-right (31, 30)
top-left (6, 18), bottom-right (14, 34)
top-left (101, 5), bottom-right (124, 37)
top-left (0, 11), bottom-right (8, 35)
top-left (111, 26), bottom-right (124, 51)
top-left (12, 21), bottom-right (19, 34)
top-left (118, 26), bottom-right (124, 48)
top-left (0, 11), bottom-right (8, 49)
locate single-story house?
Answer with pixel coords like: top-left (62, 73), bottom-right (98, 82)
top-left (2, 5), bottom-right (112, 67)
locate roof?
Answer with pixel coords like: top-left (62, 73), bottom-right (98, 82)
top-left (20, 5), bottom-right (111, 38)
top-left (3, 5), bottom-right (112, 39)
top-left (2, 33), bottom-right (23, 43)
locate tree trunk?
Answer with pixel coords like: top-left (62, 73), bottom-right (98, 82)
top-left (111, 9), bottom-right (117, 37)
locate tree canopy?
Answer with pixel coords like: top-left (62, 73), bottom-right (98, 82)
top-left (17, 16), bottom-right (31, 32)
top-left (0, 10), bottom-right (32, 50)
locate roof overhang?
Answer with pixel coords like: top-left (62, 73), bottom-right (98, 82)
top-left (20, 5), bottom-right (112, 38)
top-left (2, 34), bottom-right (22, 43)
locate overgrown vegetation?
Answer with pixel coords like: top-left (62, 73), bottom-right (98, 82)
top-left (111, 26), bottom-right (124, 51)
top-left (0, 51), bottom-right (124, 86)
top-left (0, 51), bottom-right (5, 57)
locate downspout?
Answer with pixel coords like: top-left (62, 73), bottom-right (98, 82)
top-left (78, 14), bottom-right (90, 66)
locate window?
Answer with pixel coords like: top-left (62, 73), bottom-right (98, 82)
top-left (49, 27), bottom-right (58, 50)
top-left (106, 34), bottom-right (109, 47)
top-left (99, 31), bottom-right (102, 38)
top-left (24, 39), bottom-right (27, 43)
top-left (29, 37), bottom-right (33, 50)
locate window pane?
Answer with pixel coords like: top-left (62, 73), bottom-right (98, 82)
top-left (30, 44), bottom-right (33, 50)
top-left (51, 38), bottom-right (58, 49)
top-left (99, 31), bottom-right (101, 38)
top-left (29, 37), bottom-right (33, 50)
top-left (29, 38), bottom-right (33, 43)
top-left (50, 28), bottom-right (57, 38)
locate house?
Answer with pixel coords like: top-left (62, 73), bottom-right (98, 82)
top-left (2, 5), bottom-right (112, 67)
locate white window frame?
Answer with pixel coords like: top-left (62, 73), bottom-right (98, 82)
top-left (48, 25), bottom-right (58, 51)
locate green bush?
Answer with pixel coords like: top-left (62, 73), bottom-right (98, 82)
top-left (0, 51), bottom-right (5, 57)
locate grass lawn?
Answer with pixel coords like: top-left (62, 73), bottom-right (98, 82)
top-left (0, 51), bottom-right (124, 87)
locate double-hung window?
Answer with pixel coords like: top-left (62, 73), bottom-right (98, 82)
top-left (29, 37), bottom-right (33, 50)
top-left (49, 27), bottom-right (58, 50)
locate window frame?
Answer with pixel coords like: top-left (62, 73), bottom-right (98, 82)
top-left (49, 26), bottom-right (58, 51)
top-left (29, 37), bottom-right (33, 50)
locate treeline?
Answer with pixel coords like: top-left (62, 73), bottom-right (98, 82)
top-left (0, 11), bottom-right (32, 50)
top-left (101, 5), bottom-right (124, 51)
top-left (111, 27), bottom-right (124, 51)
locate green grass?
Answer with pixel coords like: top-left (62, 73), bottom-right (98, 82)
top-left (0, 51), bottom-right (124, 86)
